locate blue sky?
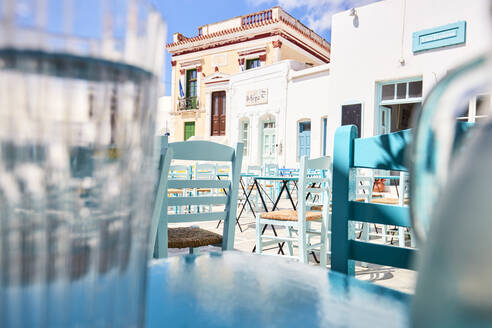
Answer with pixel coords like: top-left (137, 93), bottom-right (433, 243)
top-left (151, 0), bottom-right (379, 95)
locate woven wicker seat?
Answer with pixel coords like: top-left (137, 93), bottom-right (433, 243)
top-left (168, 227), bottom-right (222, 249)
top-left (371, 198), bottom-right (409, 205)
top-left (168, 188), bottom-right (185, 195)
top-left (311, 205), bottom-right (323, 211)
top-left (260, 209), bottom-right (322, 222)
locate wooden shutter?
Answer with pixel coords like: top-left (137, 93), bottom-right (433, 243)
top-left (211, 91), bottom-right (226, 136)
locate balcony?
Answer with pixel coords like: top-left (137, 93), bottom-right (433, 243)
top-left (178, 96), bottom-right (199, 110)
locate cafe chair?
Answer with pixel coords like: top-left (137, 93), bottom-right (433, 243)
top-left (255, 156), bottom-right (331, 266)
top-left (149, 140), bottom-right (244, 258)
top-left (331, 125), bottom-right (417, 275)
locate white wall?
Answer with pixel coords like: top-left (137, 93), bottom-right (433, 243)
top-left (156, 96), bottom-right (173, 137)
top-left (326, 0), bottom-right (491, 156)
top-left (285, 64), bottom-right (331, 168)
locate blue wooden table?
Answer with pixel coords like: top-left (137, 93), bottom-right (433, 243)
top-left (146, 252), bottom-right (410, 328)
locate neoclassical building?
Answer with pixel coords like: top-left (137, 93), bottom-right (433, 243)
top-left (166, 7), bottom-right (330, 142)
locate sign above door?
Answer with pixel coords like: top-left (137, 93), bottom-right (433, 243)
top-left (246, 89), bottom-right (268, 106)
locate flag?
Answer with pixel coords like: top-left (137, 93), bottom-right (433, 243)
top-left (179, 80), bottom-right (185, 98)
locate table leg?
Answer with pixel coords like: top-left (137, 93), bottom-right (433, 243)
top-left (284, 181), bottom-right (297, 211)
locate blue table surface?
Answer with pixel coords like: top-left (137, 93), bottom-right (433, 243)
top-left (146, 252), bottom-right (410, 328)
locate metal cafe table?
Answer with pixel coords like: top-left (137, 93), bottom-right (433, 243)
top-left (216, 172), bottom-right (259, 232)
top-left (146, 252), bottom-right (409, 328)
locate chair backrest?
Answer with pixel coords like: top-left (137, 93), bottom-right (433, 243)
top-left (169, 165), bottom-right (191, 180)
top-left (298, 156), bottom-right (332, 212)
top-left (247, 165), bottom-right (261, 175)
top-left (297, 155), bottom-right (332, 262)
top-left (279, 168), bottom-right (299, 177)
top-left (262, 163), bottom-right (278, 176)
top-left (331, 125), bottom-right (417, 275)
top-left (149, 141), bottom-right (244, 258)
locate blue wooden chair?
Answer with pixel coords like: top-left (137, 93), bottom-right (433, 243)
top-left (256, 156), bottom-right (331, 266)
top-left (331, 125), bottom-right (417, 275)
top-left (149, 140), bottom-right (244, 258)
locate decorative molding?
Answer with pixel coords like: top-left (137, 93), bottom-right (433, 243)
top-left (237, 46), bottom-right (267, 57)
top-left (196, 66), bottom-right (202, 73)
top-left (238, 58), bottom-right (245, 65)
top-left (259, 54), bottom-right (267, 62)
top-left (215, 66), bottom-right (219, 72)
top-left (272, 40), bottom-right (283, 48)
top-left (180, 59), bottom-right (203, 68)
top-left (168, 32), bottom-right (329, 63)
top-left (171, 60), bottom-right (177, 67)
top-left (180, 69), bottom-right (185, 75)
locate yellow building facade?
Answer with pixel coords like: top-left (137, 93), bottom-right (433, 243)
top-left (166, 7), bottom-right (330, 142)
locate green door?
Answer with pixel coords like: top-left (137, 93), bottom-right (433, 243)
top-left (184, 121), bottom-right (195, 141)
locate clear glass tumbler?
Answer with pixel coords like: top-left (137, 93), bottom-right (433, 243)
top-left (0, 1), bottom-right (166, 327)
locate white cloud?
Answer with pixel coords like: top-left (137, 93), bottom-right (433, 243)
top-left (247, 0), bottom-right (380, 33)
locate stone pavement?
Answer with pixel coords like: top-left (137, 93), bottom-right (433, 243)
top-left (169, 197), bottom-right (417, 295)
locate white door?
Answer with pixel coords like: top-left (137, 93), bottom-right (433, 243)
top-left (379, 106), bottom-right (392, 134)
top-left (261, 120), bottom-right (276, 165)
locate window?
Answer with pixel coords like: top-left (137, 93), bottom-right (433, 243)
top-left (241, 121), bottom-right (249, 156)
top-left (184, 121), bottom-right (195, 141)
top-left (341, 104), bottom-right (362, 138)
top-left (379, 79), bottom-right (423, 134)
top-left (380, 80), bottom-right (423, 103)
top-left (186, 69), bottom-right (197, 98)
top-left (185, 69), bottom-right (198, 109)
top-left (246, 58), bottom-right (261, 70)
top-left (457, 94), bottom-right (490, 123)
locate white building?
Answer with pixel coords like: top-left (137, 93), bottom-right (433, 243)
top-left (323, 0), bottom-right (491, 156)
top-left (285, 64), bottom-right (330, 168)
top-left (226, 0), bottom-right (490, 168)
top-left (228, 60), bottom-right (310, 167)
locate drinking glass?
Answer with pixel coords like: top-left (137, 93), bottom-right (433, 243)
top-left (410, 52), bottom-right (492, 326)
top-left (0, 0), bottom-right (166, 327)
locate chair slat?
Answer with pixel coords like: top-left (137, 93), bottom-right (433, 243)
top-left (353, 129), bottom-right (412, 171)
top-left (349, 201), bottom-right (410, 227)
top-left (168, 179), bottom-right (230, 189)
top-left (168, 211), bottom-right (228, 223)
top-left (349, 240), bottom-right (417, 270)
top-left (168, 196), bottom-right (228, 207)
top-left (307, 156), bottom-right (332, 170)
top-left (168, 141), bottom-right (235, 161)
top-left (306, 187), bottom-right (329, 193)
top-left (306, 177), bottom-right (331, 184)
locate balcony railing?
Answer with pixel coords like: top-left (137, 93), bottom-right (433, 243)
top-left (242, 9), bottom-right (273, 26)
top-left (178, 96), bottom-right (199, 110)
